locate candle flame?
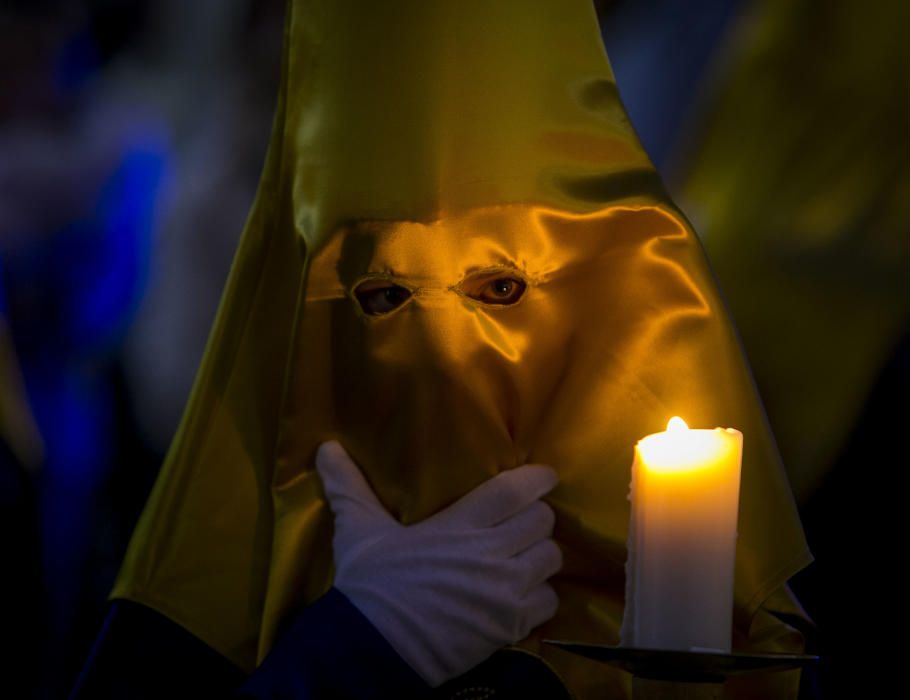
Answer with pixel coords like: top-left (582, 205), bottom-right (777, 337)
top-left (667, 416), bottom-right (688, 432)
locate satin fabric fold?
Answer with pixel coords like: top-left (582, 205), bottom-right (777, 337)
top-left (114, 2), bottom-right (812, 696)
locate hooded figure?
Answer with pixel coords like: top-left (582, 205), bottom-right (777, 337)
top-left (113, 1), bottom-right (812, 697)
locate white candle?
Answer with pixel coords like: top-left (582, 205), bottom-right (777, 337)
top-left (621, 417), bottom-right (743, 652)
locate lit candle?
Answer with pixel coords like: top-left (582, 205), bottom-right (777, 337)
top-left (621, 417), bottom-right (743, 652)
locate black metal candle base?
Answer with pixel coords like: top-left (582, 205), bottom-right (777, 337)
top-left (543, 641), bottom-right (818, 684)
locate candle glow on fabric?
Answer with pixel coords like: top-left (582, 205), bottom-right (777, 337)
top-left (622, 417), bottom-right (743, 652)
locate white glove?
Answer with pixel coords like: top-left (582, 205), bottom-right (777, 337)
top-left (315, 441), bottom-right (562, 687)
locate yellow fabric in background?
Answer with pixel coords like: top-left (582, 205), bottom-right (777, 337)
top-left (0, 315), bottom-right (43, 471)
top-left (114, 1), bottom-right (812, 696)
top-left (677, 0), bottom-right (910, 499)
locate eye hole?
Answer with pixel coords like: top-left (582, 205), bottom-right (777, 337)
top-left (461, 272), bottom-right (527, 306)
top-left (353, 279), bottom-right (413, 316)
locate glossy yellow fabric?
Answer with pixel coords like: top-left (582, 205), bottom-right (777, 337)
top-left (114, 1), bottom-right (812, 696)
top-left (678, 0), bottom-right (910, 498)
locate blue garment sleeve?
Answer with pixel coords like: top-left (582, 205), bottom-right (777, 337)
top-left (236, 588), bottom-right (428, 699)
top-left (70, 589), bottom-right (428, 699)
top-left (69, 598), bottom-right (245, 698)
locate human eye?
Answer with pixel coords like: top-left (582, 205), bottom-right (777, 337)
top-left (460, 271), bottom-right (527, 306)
top-left (353, 279), bottom-right (413, 316)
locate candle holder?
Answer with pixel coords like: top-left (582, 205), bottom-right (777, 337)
top-left (543, 641), bottom-right (818, 699)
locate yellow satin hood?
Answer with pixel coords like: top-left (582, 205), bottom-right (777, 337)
top-left (114, 1), bottom-right (812, 697)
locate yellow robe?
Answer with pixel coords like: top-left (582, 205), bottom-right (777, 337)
top-left (678, 0), bottom-right (910, 498)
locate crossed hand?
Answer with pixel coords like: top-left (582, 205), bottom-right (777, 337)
top-left (316, 442), bottom-right (562, 687)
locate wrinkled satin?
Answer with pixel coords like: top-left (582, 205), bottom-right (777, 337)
top-left (113, 1), bottom-right (812, 697)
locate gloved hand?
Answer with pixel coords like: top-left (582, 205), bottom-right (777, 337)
top-left (315, 441), bottom-right (562, 687)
